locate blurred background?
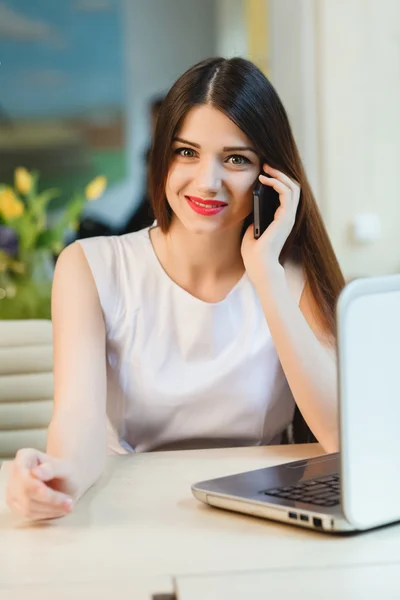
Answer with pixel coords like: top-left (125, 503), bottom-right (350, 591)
top-left (0, 0), bottom-right (399, 321)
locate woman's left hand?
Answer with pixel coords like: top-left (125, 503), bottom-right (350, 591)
top-left (241, 163), bottom-right (301, 286)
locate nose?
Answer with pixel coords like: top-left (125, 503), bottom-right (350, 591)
top-left (195, 158), bottom-right (222, 196)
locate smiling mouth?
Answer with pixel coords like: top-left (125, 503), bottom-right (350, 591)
top-left (185, 196), bottom-right (228, 217)
top-left (186, 196), bottom-right (228, 208)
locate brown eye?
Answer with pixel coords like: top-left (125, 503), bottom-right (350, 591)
top-left (228, 155), bottom-right (250, 165)
top-left (174, 147), bottom-right (196, 158)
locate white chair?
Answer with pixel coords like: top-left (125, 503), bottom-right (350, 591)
top-left (0, 320), bottom-right (54, 463)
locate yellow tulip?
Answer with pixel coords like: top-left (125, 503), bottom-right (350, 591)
top-left (15, 167), bottom-right (33, 195)
top-left (84, 176), bottom-right (107, 201)
top-left (0, 188), bottom-right (24, 219)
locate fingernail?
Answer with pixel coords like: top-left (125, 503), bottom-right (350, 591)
top-left (32, 466), bottom-right (46, 478)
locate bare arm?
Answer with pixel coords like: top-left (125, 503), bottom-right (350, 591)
top-left (47, 242), bottom-right (108, 500)
top-left (241, 164), bottom-right (339, 454)
top-left (255, 268), bottom-right (338, 454)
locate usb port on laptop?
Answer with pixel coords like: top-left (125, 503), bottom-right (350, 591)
top-left (300, 514), bottom-right (309, 522)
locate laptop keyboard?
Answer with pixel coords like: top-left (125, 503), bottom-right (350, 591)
top-left (260, 473), bottom-right (340, 507)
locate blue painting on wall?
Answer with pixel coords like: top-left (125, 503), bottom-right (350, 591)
top-left (0, 0), bottom-right (127, 209)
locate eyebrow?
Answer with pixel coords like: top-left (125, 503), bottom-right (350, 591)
top-left (173, 136), bottom-right (258, 155)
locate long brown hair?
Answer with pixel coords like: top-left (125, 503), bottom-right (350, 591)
top-left (150, 57), bottom-right (345, 337)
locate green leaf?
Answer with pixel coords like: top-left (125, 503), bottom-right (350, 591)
top-left (32, 188), bottom-right (60, 214)
top-left (55, 192), bottom-right (85, 231)
top-left (36, 228), bottom-right (60, 248)
top-left (25, 171), bottom-right (40, 207)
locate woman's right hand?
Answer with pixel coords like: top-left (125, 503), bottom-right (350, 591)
top-left (5, 448), bottom-right (79, 521)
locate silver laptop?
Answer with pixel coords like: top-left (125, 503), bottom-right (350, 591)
top-left (192, 274), bottom-right (400, 533)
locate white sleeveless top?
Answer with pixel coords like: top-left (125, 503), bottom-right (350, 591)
top-left (77, 226), bottom-right (305, 454)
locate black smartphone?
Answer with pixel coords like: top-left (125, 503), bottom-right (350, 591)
top-left (253, 175), bottom-right (280, 239)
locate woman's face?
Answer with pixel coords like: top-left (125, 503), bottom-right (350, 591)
top-left (166, 105), bottom-right (261, 235)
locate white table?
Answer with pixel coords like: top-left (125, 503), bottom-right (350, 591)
top-left (174, 564), bottom-right (400, 600)
top-left (1, 443), bottom-right (400, 599)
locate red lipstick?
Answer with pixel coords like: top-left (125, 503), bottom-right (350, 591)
top-left (186, 196), bottom-right (228, 216)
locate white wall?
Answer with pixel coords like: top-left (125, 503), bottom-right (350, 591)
top-left (215, 0), bottom-right (248, 58)
top-left (85, 0), bottom-right (217, 228)
top-left (316, 0), bottom-right (400, 278)
top-left (269, 0), bottom-right (400, 279)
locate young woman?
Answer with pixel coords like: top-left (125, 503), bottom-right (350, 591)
top-left (5, 57), bottom-right (344, 521)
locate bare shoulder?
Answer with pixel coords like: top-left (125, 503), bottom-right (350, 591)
top-left (53, 241), bottom-right (92, 282)
top-left (52, 242), bottom-right (104, 331)
top-left (53, 242), bottom-right (98, 304)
